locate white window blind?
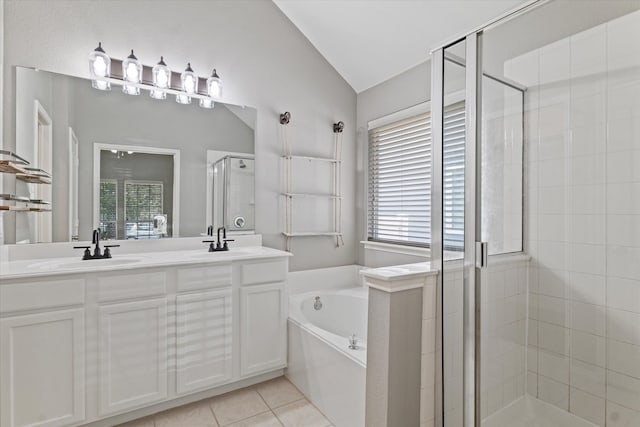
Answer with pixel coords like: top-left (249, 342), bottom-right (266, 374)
top-left (124, 181), bottom-right (164, 240)
top-left (368, 101), bottom-right (466, 250)
top-left (99, 180), bottom-right (117, 240)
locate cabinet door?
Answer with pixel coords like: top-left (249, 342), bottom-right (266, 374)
top-left (240, 282), bottom-right (286, 377)
top-left (0, 308), bottom-right (85, 427)
top-left (176, 289), bottom-right (232, 394)
top-left (98, 299), bottom-right (167, 415)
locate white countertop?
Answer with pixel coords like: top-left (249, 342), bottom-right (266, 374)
top-left (0, 246), bottom-right (292, 281)
top-left (360, 262), bottom-right (438, 282)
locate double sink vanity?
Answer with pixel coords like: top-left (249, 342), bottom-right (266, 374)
top-left (0, 237), bottom-right (291, 427)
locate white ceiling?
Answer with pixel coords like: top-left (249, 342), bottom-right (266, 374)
top-left (273, 0), bottom-right (528, 93)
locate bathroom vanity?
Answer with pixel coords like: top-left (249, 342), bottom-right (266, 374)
top-left (0, 244), bottom-right (290, 427)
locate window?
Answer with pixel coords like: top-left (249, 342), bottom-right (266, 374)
top-left (368, 102), bottom-right (466, 250)
top-left (124, 181), bottom-right (164, 240)
top-left (99, 180), bottom-right (164, 240)
top-left (99, 180), bottom-right (117, 240)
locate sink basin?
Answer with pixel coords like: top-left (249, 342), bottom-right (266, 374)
top-left (29, 257), bottom-right (144, 270)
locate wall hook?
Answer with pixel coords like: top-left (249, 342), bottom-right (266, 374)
top-left (280, 111), bottom-right (291, 125)
top-left (333, 121), bottom-right (344, 133)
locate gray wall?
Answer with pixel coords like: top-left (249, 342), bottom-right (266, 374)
top-left (2, 0), bottom-right (357, 271)
top-left (3, 0), bottom-right (359, 270)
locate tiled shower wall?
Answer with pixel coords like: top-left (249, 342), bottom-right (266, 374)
top-left (506, 9), bottom-right (640, 427)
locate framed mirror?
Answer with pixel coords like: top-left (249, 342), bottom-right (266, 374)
top-left (9, 66), bottom-right (256, 244)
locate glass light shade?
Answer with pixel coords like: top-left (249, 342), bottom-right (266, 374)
top-left (150, 89), bottom-right (166, 100)
top-left (89, 42), bottom-right (111, 91)
top-left (199, 98), bottom-right (215, 109)
top-left (206, 69), bottom-right (222, 99)
top-left (150, 56), bottom-right (171, 100)
top-left (122, 50), bottom-right (142, 95)
top-left (176, 94), bottom-right (191, 105)
top-left (177, 63), bottom-right (197, 104)
top-left (152, 56), bottom-right (171, 88)
top-left (181, 63), bottom-right (197, 95)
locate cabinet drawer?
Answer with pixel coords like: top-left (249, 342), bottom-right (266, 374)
top-left (0, 279), bottom-right (85, 313)
top-left (97, 271), bottom-right (166, 302)
top-left (177, 264), bottom-right (232, 292)
top-left (240, 260), bottom-right (287, 286)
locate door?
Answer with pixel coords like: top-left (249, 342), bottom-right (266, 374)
top-left (0, 309), bottom-right (85, 427)
top-left (176, 288), bottom-right (232, 394)
top-left (239, 282), bottom-right (286, 377)
top-left (68, 127), bottom-right (79, 241)
top-left (98, 298), bottom-right (168, 415)
top-left (434, 30), bottom-right (525, 427)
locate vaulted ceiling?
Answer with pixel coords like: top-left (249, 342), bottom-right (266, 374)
top-left (273, 0), bottom-right (528, 93)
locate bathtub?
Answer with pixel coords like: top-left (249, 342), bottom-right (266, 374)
top-left (286, 286), bottom-right (367, 427)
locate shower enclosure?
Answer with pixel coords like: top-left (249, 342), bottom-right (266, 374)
top-left (431, 1), bottom-right (640, 426)
top-left (212, 155), bottom-right (255, 233)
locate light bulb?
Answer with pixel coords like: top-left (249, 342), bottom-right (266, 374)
top-left (184, 75), bottom-right (196, 94)
top-left (206, 69), bottom-right (222, 99)
top-left (157, 70), bottom-right (169, 87)
top-left (125, 62), bottom-right (139, 81)
top-left (93, 56), bottom-right (107, 76)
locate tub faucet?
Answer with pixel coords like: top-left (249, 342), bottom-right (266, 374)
top-left (349, 334), bottom-right (359, 350)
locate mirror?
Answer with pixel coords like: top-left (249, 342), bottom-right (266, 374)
top-left (11, 66), bottom-right (256, 244)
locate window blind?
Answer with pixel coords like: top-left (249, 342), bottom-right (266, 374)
top-left (368, 101), bottom-right (466, 250)
top-left (124, 181), bottom-right (164, 239)
top-left (99, 180), bottom-right (117, 240)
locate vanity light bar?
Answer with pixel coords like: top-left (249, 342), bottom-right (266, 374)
top-left (88, 43), bottom-right (223, 108)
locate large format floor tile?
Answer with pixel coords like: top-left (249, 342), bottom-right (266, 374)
top-left (209, 388), bottom-right (270, 426)
top-left (115, 376), bottom-right (332, 427)
top-left (255, 376), bottom-right (304, 409)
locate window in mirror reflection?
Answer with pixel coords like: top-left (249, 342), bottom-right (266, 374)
top-left (124, 181), bottom-right (164, 240)
top-left (99, 150), bottom-right (174, 240)
top-left (99, 180), bottom-right (117, 239)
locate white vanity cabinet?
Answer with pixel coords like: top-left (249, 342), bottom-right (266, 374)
top-left (239, 260), bottom-right (287, 377)
top-left (0, 279), bottom-right (86, 427)
top-left (0, 251), bottom-right (289, 427)
top-left (96, 271), bottom-right (169, 416)
top-left (175, 265), bottom-right (233, 395)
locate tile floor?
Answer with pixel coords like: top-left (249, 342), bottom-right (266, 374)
top-left (116, 376), bottom-right (333, 427)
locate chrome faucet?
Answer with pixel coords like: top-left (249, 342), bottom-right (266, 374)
top-left (74, 228), bottom-right (120, 260)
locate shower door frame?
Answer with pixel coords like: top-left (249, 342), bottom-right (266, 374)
top-left (430, 32), bottom-right (482, 427)
top-left (430, 1), bottom-right (545, 426)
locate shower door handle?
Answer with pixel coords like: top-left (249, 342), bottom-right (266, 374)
top-left (475, 241), bottom-right (488, 269)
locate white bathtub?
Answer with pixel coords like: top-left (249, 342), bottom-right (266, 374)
top-left (286, 286), bottom-right (367, 427)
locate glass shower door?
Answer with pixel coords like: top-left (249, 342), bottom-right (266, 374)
top-left (436, 29), bottom-right (525, 427)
